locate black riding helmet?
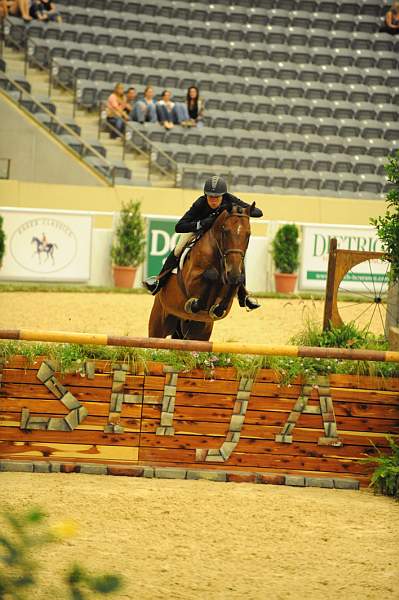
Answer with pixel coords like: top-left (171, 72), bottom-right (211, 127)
top-left (204, 175), bottom-right (227, 196)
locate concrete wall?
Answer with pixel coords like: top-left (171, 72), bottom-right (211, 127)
top-left (0, 178), bottom-right (386, 235)
top-left (0, 92), bottom-right (103, 187)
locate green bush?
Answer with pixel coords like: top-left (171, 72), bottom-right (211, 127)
top-left (370, 151), bottom-right (399, 283)
top-left (364, 436), bottom-right (399, 500)
top-left (0, 215), bottom-right (6, 267)
top-left (0, 507), bottom-right (123, 599)
top-left (110, 200), bottom-right (145, 267)
top-left (272, 224), bottom-right (299, 274)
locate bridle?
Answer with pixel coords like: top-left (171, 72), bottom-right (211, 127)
top-left (212, 212), bottom-right (250, 283)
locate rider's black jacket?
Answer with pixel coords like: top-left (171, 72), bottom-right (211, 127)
top-left (175, 193), bottom-right (263, 234)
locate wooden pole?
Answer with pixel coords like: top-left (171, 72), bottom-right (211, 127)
top-left (0, 329), bottom-right (398, 362)
top-left (323, 237), bottom-right (338, 331)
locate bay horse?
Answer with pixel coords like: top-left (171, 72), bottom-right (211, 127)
top-left (148, 203), bottom-right (253, 340)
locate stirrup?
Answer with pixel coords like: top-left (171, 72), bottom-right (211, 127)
top-left (143, 276), bottom-right (159, 295)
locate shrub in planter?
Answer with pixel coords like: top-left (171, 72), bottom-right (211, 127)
top-left (272, 224), bottom-right (299, 293)
top-left (110, 200), bottom-right (146, 288)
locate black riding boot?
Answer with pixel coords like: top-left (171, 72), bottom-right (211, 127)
top-left (237, 285), bottom-right (260, 311)
top-left (143, 252), bottom-right (179, 295)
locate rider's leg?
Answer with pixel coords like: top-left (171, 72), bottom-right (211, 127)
top-left (143, 233), bottom-right (195, 295)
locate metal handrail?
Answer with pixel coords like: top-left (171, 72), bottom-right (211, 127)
top-left (3, 17), bottom-right (181, 188)
top-left (97, 102), bottom-right (179, 183)
top-left (0, 158), bottom-right (11, 179)
top-left (0, 71), bottom-right (117, 185)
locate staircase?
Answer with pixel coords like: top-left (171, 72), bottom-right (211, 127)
top-left (2, 45), bottom-right (175, 187)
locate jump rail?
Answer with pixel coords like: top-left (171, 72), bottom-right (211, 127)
top-left (1, 329), bottom-right (398, 363)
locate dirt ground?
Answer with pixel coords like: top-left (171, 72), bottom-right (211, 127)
top-left (1, 292), bottom-right (396, 599)
top-left (0, 292), bottom-right (384, 343)
top-left (0, 473), bottom-right (398, 600)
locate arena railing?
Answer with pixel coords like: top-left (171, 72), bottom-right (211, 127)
top-left (0, 72), bottom-right (118, 186)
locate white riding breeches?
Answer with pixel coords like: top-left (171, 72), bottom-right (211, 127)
top-left (174, 232), bottom-right (196, 257)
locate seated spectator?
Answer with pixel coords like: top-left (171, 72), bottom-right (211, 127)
top-left (156, 90), bottom-right (191, 128)
top-left (132, 86), bottom-right (157, 124)
top-left (156, 90), bottom-right (176, 130)
top-left (380, 1), bottom-right (399, 34)
top-left (8, 0), bottom-right (32, 21)
top-left (29, 0), bottom-right (47, 20)
top-left (185, 86), bottom-right (205, 128)
top-left (106, 83), bottom-right (128, 139)
top-left (40, 0), bottom-right (61, 22)
top-left (123, 87), bottom-right (137, 120)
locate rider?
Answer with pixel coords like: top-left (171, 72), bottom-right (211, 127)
top-left (143, 175), bottom-right (263, 310)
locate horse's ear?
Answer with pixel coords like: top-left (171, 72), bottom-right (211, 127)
top-left (227, 203), bottom-right (233, 214)
top-left (248, 202), bottom-right (255, 215)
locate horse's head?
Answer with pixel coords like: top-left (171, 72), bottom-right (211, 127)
top-left (215, 203), bottom-right (253, 286)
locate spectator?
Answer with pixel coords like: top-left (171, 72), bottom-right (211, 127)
top-left (0, 0), bottom-right (9, 17)
top-left (123, 87), bottom-right (137, 119)
top-left (39, 0), bottom-right (62, 22)
top-left (8, 0), bottom-right (32, 21)
top-left (132, 86), bottom-right (157, 124)
top-left (156, 90), bottom-right (176, 130)
top-left (380, 1), bottom-right (399, 34)
top-left (106, 83), bottom-right (128, 139)
top-left (29, 0), bottom-right (47, 20)
top-left (186, 86), bottom-right (205, 128)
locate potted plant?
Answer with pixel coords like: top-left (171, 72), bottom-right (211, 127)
top-left (272, 223), bottom-right (299, 293)
top-left (0, 214), bottom-right (6, 268)
top-left (111, 200), bottom-right (146, 288)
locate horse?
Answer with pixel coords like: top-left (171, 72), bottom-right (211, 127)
top-left (148, 203), bottom-right (253, 340)
top-left (31, 237), bottom-right (58, 264)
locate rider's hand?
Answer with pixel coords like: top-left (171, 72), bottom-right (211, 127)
top-left (199, 216), bottom-right (214, 230)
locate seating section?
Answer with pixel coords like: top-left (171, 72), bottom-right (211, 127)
top-left (4, 0), bottom-right (397, 197)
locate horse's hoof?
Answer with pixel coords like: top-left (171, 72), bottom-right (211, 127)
top-left (185, 298), bottom-right (201, 314)
top-left (209, 304), bottom-right (226, 320)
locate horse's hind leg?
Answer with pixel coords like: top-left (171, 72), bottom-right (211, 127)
top-left (148, 296), bottom-right (178, 338)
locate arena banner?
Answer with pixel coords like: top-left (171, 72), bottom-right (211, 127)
top-left (299, 224), bottom-right (386, 291)
top-left (0, 209), bottom-right (92, 282)
top-left (145, 216), bottom-right (179, 279)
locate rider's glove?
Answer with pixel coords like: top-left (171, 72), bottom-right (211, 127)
top-left (199, 215), bottom-right (214, 231)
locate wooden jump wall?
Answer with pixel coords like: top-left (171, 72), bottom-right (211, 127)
top-left (1, 356), bottom-right (398, 486)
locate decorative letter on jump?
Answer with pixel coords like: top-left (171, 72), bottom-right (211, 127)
top-left (20, 361), bottom-right (88, 431)
top-left (196, 376), bottom-right (254, 462)
top-left (275, 376), bottom-right (342, 446)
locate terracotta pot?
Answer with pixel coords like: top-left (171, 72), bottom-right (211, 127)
top-left (274, 272), bottom-right (297, 293)
top-left (112, 265), bottom-right (137, 288)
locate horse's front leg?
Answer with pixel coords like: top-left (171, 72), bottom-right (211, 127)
top-left (184, 268), bottom-right (220, 315)
top-left (209, 284), bottom-right (237, 320)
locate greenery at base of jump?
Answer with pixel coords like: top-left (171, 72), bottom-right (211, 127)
top-left (0, 322), bottom-right (397, 383)
top-left (370, 151), bottom-right (399, 283)
top-left (362, 436), bottom-right (399, 500)
top-left (0, 507), bottom-right (123, 599)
